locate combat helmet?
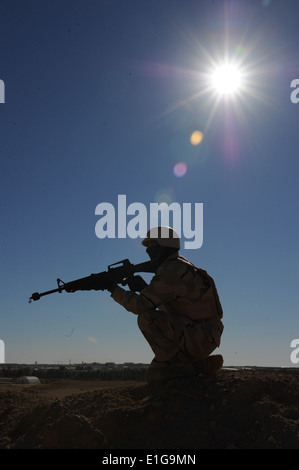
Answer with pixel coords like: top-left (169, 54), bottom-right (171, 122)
top-left (142, 226), bottom-right (180, 250)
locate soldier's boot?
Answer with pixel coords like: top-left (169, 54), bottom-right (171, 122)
top-left (194, 354), bottom-right (223, 376)
top-left (146, 352), bottom-right (196, 384)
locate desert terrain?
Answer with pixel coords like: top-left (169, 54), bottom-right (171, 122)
top-left (0, 369), bottom-right (298, 449)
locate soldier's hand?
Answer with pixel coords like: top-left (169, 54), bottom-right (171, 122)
top-left (127, 275), bottom-right (148, 292)
top-left (106, 284), bottom-right (118, 296)
top-left (105, 279), bottom-right (118, 293)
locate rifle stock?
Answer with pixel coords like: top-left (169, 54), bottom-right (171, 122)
top-left (29, 259), bottom-right (155, 303)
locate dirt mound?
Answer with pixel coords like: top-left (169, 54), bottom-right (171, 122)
top-left (0, 370), bottom-right (298, 449)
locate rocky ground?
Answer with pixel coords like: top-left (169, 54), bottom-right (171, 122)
top-left (0, 369), bottom-right (298, 449)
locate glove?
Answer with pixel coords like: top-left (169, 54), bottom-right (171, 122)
top-left (127, 275), bottom-right (148, 292)
top-left (105, 280), bottom-right (118, 293)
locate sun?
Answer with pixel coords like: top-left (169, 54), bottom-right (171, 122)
top-left (211, 63), bottom-right (242, 95)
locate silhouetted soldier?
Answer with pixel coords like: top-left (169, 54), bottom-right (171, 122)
top-left (109, 226), bottom-right (224, 384)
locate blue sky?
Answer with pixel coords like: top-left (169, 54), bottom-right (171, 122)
top-left (0, 0), bottom-right (298, 366)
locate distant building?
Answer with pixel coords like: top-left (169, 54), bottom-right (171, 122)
top-left (15, 376), bottom-right (41, 384)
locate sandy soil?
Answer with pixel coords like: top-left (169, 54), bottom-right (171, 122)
top-left (0, 370), bottom-right (298, 449)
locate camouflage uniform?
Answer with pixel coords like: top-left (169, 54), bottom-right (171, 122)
top-left (111, 253), bottom-right (224, 365)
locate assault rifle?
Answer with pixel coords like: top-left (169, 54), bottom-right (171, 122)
top-left (29, 259), bottom-right (155, 303)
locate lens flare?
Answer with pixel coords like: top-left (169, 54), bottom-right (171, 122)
top-left (190, 130), bottom-right (204, 146)
top-left (88, 336), bottom-right (98, 343)
top-left (173, 162), bottom-right (187, 177)
top-left (155, 188), bottom-right (174, 205)
top-left (235, 45), bottom-right (246, 56)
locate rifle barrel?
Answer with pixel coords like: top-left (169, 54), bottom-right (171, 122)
top-left (29, 259), bottom-right (155, 303)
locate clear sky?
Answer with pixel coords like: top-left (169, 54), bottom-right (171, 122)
top-left (0, 0), bottom-right (298, 366)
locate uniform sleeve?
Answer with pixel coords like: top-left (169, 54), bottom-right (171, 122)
top-left (110, 285), bottom-right (156, 315)
top-left (110, 260), bottom-right (190, 315)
